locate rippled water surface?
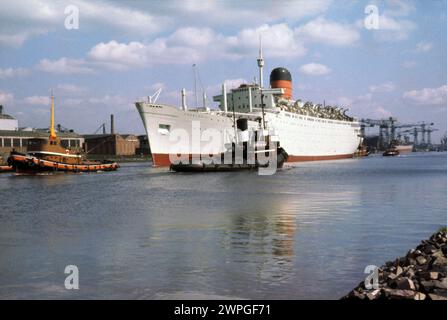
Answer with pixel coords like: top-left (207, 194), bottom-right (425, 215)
top-left (0, 152), bottom-right (446, 299)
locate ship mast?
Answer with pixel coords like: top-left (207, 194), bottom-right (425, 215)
top-left (257, 36), bottom-right (264, 88)
top-left (49, 90), bottom-right (57, 140)
top-left (193, 64), bottom-right (199, 108)
top-left (257, 37), bottom-right (266, 129)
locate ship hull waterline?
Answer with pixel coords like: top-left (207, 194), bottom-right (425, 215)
top-left (151, 152), bottom-right (355, 167)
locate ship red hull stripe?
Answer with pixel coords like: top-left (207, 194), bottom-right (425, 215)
top-left (151, 153), bottom-right (354, 167)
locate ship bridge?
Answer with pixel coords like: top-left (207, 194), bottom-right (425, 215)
top-left (212, 84), bottom-right (283, 113)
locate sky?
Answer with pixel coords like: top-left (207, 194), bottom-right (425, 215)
top-left (0, 0), bottom-right (446, 141)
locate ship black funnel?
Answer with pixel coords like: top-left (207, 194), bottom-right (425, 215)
top-left (236, 118), bottom-right (248, 131)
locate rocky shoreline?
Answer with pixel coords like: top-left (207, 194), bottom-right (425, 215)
top-left (342, 230), bottom-right (447, 300)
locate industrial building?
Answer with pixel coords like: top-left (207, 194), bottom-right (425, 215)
top-left (0, 105), bottom-right (84, 158)
top-left (83, 134), bottom-right (140, 156)
top-left (0, 109), bottom-right (143, 159)
top-left (0, 105), bottom-right (19, 131)
top-left (83, 115), bottom-right (140, 156)
top-left (136, 135), bottom-right (151, 155)
top-left (0, 129), bottom-right (84, 158)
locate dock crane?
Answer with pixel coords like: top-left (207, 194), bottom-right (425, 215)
top-left (401, 124), bottom-right (437, 148)
top-left (56, 123), bottom-right (74, 133)
top-left (360, 117), bottom-right (397, 149)
top-left (360, 117), bottom-right (438, 150)
top-left (93, 123), bottom-right (107, 134)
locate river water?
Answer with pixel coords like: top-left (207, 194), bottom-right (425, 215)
top-left (0, 152), bottom-right (446, 299)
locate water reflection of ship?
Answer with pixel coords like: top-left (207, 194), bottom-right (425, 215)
top-left (222, 212), bottom-right (297, 281)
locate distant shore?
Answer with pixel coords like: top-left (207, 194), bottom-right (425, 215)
top-left (342, 229), bottom-right (447, 300)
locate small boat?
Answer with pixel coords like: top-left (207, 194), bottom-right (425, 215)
top-left (383, 148), bottom-right (400, 157)
top-left (354, 145), bottom-right (370, 157)
top-left (7, 93), bottom-right (119, 173)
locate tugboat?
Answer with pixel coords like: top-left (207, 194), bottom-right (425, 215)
top-left (170, 118), bottom-right (288, 172)
top-left (382, 140), bottom-right (400, 157)
top-left (0, 155), bottom-right (13, 172)
top-left (383, 147), bottom-right (400, 157)
top-left (354, 144), bottom-right (370, 157)
top-left (7, 93), bottom-right (119, 173)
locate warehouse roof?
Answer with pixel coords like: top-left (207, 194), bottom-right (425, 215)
top-left (0, 113), bottom-right (15, 120)
top-left (0, 129), bottom-right (82, 138)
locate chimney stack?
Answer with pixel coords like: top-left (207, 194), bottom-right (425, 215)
top-left (181, 88), bottom-right (187, 111)
top-left (110, 114), bottom-right (115, 135)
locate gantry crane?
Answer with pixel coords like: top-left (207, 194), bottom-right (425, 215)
top-left (401, 123), bottom-right (437, 147)
top-left (360, 118), bottom-right (436, 150)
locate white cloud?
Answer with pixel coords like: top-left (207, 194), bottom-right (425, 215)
top-left (0, 0), bottom-right (331, 47)
top-left (0, 0), bottom-right (169, 47)
top-left (415, 42), bottom-right (433, 53)
top-left (88, 41), bottom-right (152, 69)
top-left (374, 106), bottom-right (393, 118)
top-left (0, 91), bottom-right (14, 105)
top-left (0, 67), bottom-right (29, 78)
top-left (333, 93), bottom-right (392, 119)
top-left (385, 0), bottom-right (415, 17)
top-left (88, 95), bottom-right (128, 105)
top-left (150, 82), bottom-right (166, 91)
top-left (295, 17), bottom-right (360, 46)
top-left (403, 85), bottom-right (447, 105)
top-left (88, 24), bottom-right (307, 70)
top-left (36, 58), bottom-right (94, 74)
top-left (171, 0), bottom-right (332, 27)
top-left (0, 31), bottom-right (47, 47)
top-left (374, 15), bottom-right (416, 41)
top-left (0, 0), bottom-right (56, 46)
top-left (63, 98), bottom-right (84, 106)
top-left (402, 60), bottom-right (417, 68)
top-left (369, 82), bottom-right (395, 93)
top-left (231, 24), bottom-right (307, 58)
top-left (299, 63), bottom-right (331, 76)
top-left (24, 96), bottom-right (50, 105)
top-left (75, 1), bottom-right (169, 35)
top-left (56, 84), bottom-right (87, 94)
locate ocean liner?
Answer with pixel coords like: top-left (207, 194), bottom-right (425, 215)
top-left (136, 48), bottom-right (362, 167)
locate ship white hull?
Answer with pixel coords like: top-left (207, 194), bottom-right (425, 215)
top-left (136, 103), bottom-right (362, 166)
top-left (395, 144), bottom-right (413, 154)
